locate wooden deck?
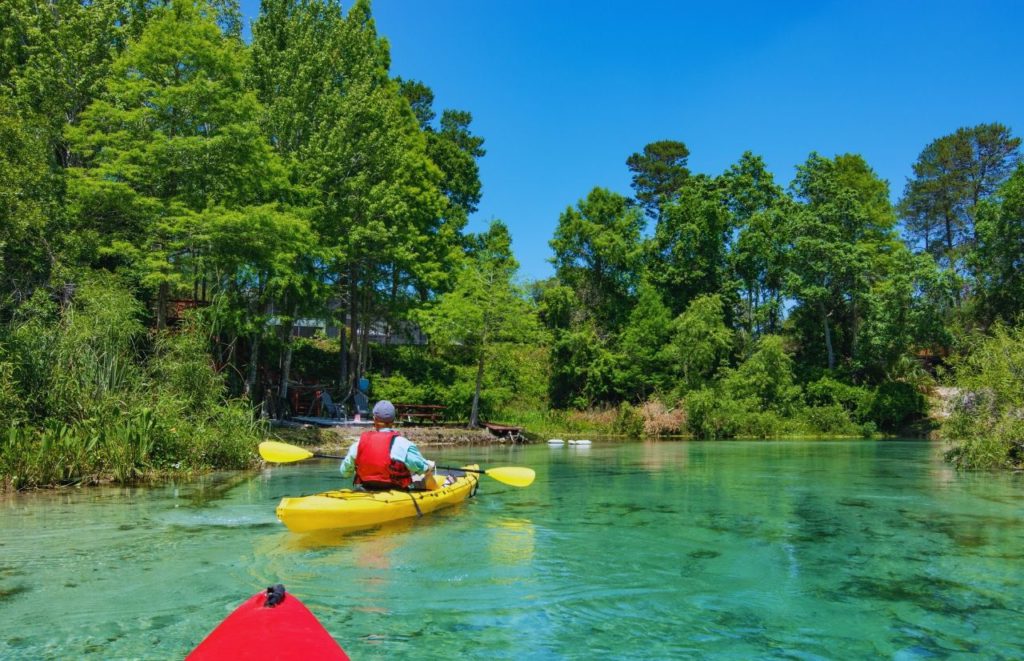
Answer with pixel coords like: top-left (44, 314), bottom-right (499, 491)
top-left (481, 421), bottom-right (526, 442)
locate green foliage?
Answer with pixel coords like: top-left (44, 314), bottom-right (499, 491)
top-left (374, 373), bottom-right (434, 407)
top-left (971, 165), bottom-right (1024, 325)
top-left (804, 377), bottom-right (874, 423)
top-left (626, 139), bottom-right (690, 219)
top-left (685, 388), bottom-right (743, 439)
top-left (869, 381), bottom-right (926, 433)
top-left (614, 281), bottom-right (673, 400)
top-left (0, 277), bottom-right (263, 489)
top-left (0, 95), bottom-right (57, 305)
top-left (2, 0), bottom-right (1022, 478)
top-left (550, 187), bottom-right (645, 332)
top-left (800, 404), bottom-right (859, 436)
top-left (548, 323), bottom-right (618, 409)
top-left (665, 294), bottom-right (732, 392)
top-left (613, 401), bottom-right (645, 438)
top-left (647, 176), bottom-right (733, 316)
top-left (719, 335), bottom-right (801, 415)
top-left (417, 221), bottom-right (543, 426)
top-left (5, 274), bottom-right (144, 421)
top-left (899, 123), bottom-right (1021, 272)
top-left (0, 355), bottom-right (23, 425)
top-left (150, 318), bottom-right (225, 413)
top-left (69, 0), bottom-right (293, 337)
top-left (724, 153), bottom-right (788, 337)
top-left (787, 152), bottom-right (902, 372)
top-left (943, 324), bottom-right (1024, 469)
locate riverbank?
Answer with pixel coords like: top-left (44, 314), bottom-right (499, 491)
top-left (269, 424), bottom-right (501, 458)
top-left (1, 388), bottom-right (954, 492)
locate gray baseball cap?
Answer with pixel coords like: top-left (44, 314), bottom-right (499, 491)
top-left (372, 400), bottom-right (396, 422)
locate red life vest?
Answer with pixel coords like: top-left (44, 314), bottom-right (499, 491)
top-left (354, 430), bottom-right (413, 490)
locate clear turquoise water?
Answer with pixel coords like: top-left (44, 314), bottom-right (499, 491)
top-left (2, 440), bottom-right (1023, 659)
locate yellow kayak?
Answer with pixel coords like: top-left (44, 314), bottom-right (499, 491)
top-left (275, 465), bottom-right (481, 533)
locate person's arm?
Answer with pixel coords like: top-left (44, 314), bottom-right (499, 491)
top-left (393, 436), bottom-right (432, 474)
top-left (403, 440), bottom-right (438, 489)
top-left (338, 440), bottom-right (359, 477)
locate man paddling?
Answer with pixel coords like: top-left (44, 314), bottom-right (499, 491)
top-left (339, 400), bottom-right (438, 491)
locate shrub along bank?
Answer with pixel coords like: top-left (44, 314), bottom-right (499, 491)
top-left (942, 324), bottom-right (1024, 470)
top-left (0, 275), bottom-right (263, 491)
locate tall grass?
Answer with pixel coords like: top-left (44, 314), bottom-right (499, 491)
top-left (0, 274), bottom-right (265, 490)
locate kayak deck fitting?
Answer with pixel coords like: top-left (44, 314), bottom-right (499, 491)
top-left (275, 465), bottom-right (481, 533)
top-left (187, 585), bottom-right (348, 660)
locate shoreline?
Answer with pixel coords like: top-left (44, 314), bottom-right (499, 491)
top-left (2, 425), bottom-right (942, 493)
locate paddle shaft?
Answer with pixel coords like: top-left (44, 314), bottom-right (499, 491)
top-left (260, 440), bottom-right (533, 486)
top-left (310, 452), bottom-right (344, 460)
top-left (311, 453), bottom-right (486, 476)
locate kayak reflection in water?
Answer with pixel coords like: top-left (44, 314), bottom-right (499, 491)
top-left (339, 400), bottom-right (439, 491)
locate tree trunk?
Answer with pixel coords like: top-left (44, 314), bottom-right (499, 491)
top-left (246, 332), bottom-right (260, 399)
top-left (156, 281), bottom-right (169, 330)
top-left (358, 285), bottom-right (371, 377)
top-left (340, 271), bottom-right (354, 394)
top-left (850, 294), bottom-right (858, 365)
top-left (338, 321), bottom-right (348, 393)
top-left (819, 302), bottom-right (835, 370)
top-left (278, 302), bottom-right (298, 419)
top-left (747, 288), bottom-right (755, 337)
top-left (386, 266), bottom-right (398, 348)
top-left (280, 343), bottom-right (293, 418)
top-left (470, 350), bottom-right (485, 428)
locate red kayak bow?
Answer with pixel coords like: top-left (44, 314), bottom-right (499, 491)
top-left (187, 585), bottom-right (348, 660)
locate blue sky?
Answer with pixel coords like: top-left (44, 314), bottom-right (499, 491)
top-left (238, 0), bottom-right (1024, 281)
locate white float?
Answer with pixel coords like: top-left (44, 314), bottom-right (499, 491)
top-left (547, 438), bottom-right (565, 446)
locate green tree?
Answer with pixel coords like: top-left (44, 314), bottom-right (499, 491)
top-left (551, 187), bottom-right (644, 333)
top-left (720, 335), bottom-right (801, 415)
top-left (665, 293), bottom-right (732, 392)
top-left (202, 204), bottom-right (321, 396)
top-left (6, 0), bottom-right (150, 167)
top-left (0, 95), bottom-right (56, 307)
top-left (304, 0), bottom-right (447, 390)
top-left (249, 0), bottom-right (347, 400)
top-left (626, 139), bottom-right (690, 220)
top-left (70, 0), bottom-right (290, 330)
top-left (614, 280), bottom-right (673, 400)
top-left (722, 152), bottom-right (789, 337)
top-left (787, 153), bottom-right (899, 373)
top-left (647, 176), bottom-right (734, 316)
top-left (398, 80), bottom-right (486, 286)
top-left (417, 221), bottom-right (542, 427)
top-left (548, 322), bottom-right (618, 409)
top-left (249, 0), bottom-right (345, 167)
top-left (898, 123), bottom-right (1021, 282)
top-left (856, 248), bottom-right (950, 382)
top-left (971, 165), bottom-right (1024, 325)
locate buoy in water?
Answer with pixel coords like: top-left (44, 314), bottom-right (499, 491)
top-left (547, 439), bottom-right (564, 446)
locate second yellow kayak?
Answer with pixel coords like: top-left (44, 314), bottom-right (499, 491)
top-left (275, 465), bottom-right (481, 533)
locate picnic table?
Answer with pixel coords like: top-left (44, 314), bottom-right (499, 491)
top-left (394, 403), bottom-right (447, 424)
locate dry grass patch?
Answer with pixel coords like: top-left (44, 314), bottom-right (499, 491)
top-left (641, 399), bottom-right (687, 436)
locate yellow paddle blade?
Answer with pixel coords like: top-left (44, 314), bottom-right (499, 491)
top-left (484, 466), bottom-right (536, 487)
top-left (259, 440), bottom-right (314, 463)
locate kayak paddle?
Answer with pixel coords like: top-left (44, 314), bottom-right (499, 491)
top-left (258, 440), bottom-right (536, 487)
